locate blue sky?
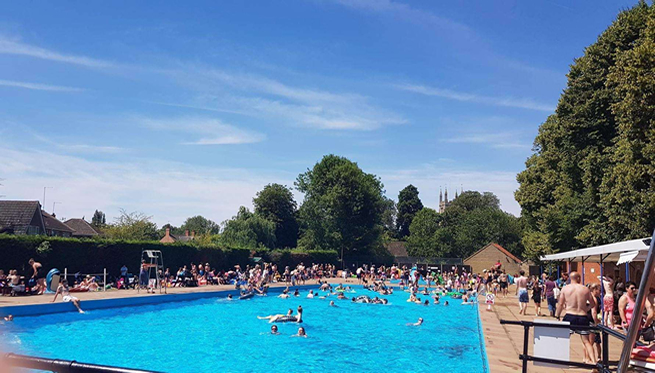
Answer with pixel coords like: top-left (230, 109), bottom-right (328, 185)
top-left (0, 0), bottom-right (637, 226)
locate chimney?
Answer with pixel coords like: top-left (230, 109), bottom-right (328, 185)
top-left (165, 227), bottom-right (170, 236)
top-left (185, 230), bottom-right (189, 237)
top-left (52, 212), bottom-right (56, 218)
top-left (191, 231), bottom-right (196, 237)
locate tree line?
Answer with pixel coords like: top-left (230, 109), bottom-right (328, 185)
top-left (516, 1), bottom-right (655, 261)
top-left (85, 154), bottom-right (523, 261)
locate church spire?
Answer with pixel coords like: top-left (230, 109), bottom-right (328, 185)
top-left (444, 186), bottom-right (448, 203)
top-left (439, 186), bottom-right (443, 204)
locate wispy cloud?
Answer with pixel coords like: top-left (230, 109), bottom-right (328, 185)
top-left (396, 83), bottom-right (555, 112)
top-left (31, 133), bottom-right (124, 153)
top-left (0, 146), bottom-right (292, 225)
top-left (168, 68), bottom-right (407, 130)
top-left (0, 79), bottom-right (84, 92)
top-left (138, 116), bottom-right (266, 145)
top-left (0, 37), bottom-right (114, 68)
top-left (329, 0), bottom-right (472, 35)
top-left (444, 131), bottom-right (531, 150)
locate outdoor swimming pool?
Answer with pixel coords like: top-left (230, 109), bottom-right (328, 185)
top-left (1, 286), bottom-right (489, 372)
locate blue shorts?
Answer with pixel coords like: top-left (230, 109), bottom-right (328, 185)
top-left (518, 289), bottom-right (529, 303)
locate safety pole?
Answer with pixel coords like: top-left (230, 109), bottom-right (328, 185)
top-left (64, 268), bottom-right (67, 281)
top-left (103, 268), bottom-right (107, 292)
top-left (617, 229), bottom-right (655, 372)
top-left (600, 254), bottom-right (606, 326)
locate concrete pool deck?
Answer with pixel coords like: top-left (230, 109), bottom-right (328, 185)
top-left (479, 285), bottom-right (624, 372)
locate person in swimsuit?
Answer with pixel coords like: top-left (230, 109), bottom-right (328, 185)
top-left (52, 280), bottom-right (84, 313)
top-left (407, 317), bottom-right (423, 326)
top-left (293, 327), bottom-right (307, 337)
top-left (498, 271), bottom-right (508, 298)
top-left (515, 270), bottom-right (529, 315)
top-left (598, 275), bottom-right (615, 328)
top-left (532, 279), bottom-right (543, 316)
top-left (555, 272), bottom-right (597, 363)
top-left (28, 259), bottom-right (44, 294)
top-left (259, 309), bottom-right (293, 322)
top-left (619, 281), bottom-right (638, 331)
top-left (270, 325), bottom-right (280, 335)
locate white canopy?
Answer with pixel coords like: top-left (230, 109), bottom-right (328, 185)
top-left (540, 237), bottom-right (651, 263)
top-left (617, 250), bottom-right (649, 265)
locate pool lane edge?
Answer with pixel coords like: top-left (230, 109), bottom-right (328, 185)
top-left (0, 284), bottom-right (317, 317)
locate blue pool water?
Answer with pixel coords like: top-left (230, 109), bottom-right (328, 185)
top-left (1, 286), bottom-right (488, 372)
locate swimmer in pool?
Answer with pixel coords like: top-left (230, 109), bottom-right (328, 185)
top-left (271, 325), bottom-right (280, 335)
top-left (424, 300), bottom-right (429, 306)
top-left (293, 327), bottom-right (307, 337)
top-left (329, 301), bottom-right (336, 307)
top-left (279, 289), bottom-right (290, 298)
top-left (337, 292), bottom-right (347, 300)
top-left (444, 301), bottom-right (449, 306)
top-left (227, 294), bottom-right (233, 300)
top-left (407, 318), bottom-right (424, 326)
top-left (3, 315), bottom-right (13, 322)
top-left (307, 290), bottom-right (314, 298)
top-left (293, 289), bottom-right (300, 297)
top-left (259, 309), bottom-right (293, 322)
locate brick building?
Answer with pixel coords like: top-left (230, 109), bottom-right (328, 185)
top-left (464, 242), bottom-right (531, 275)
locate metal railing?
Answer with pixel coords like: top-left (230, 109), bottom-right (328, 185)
top-left (500, 320), bottom-right (643, 373)
top-left (3, 353), bottom-right (161, 373)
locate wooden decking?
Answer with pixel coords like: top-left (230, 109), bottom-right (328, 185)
top-left (479, 287), bottom-right (624, 372)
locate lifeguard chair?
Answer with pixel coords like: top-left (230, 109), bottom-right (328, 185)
top-left (138, 250), bottom-right (165, 294)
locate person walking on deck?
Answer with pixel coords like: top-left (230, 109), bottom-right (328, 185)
top-left (515, 270), bottom-right (529, 315)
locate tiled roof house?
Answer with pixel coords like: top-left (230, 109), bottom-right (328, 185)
top-left (0, 200), bottom-right (46, 235)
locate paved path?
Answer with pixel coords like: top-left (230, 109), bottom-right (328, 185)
top-left (479, 286), bottom-right (624, 372)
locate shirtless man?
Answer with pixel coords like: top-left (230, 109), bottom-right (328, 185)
top-left (598, 275), bottom-right (615, 328)
top-left (556, 272), bottom-right (597, 363)
top-left (515, 270), bottom-right (529, 315)
top-left (498, 271), bottom-right (509, 298)
top-left (52, 280), bottom-right (85, 313)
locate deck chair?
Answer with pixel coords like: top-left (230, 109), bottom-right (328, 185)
top-left (631, 346), bottom-right (655, 371)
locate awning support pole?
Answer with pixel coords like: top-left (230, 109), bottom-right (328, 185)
top-left (626, 262), bottom-right (630, 281)
top-left (582, 257), bottom-right (586, 284)
top-left (617, 228), bottom-right (655, 372)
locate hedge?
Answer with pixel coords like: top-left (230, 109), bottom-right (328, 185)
top-left (262, 249), bottom-right (340, 269)
top-left (0, 234), bottom-right (251, 276)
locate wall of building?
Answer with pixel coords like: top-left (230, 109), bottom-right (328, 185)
top-left (465, 245), bottom-right (524, 275)
top-left (562, 261), bottom-right (645, 285)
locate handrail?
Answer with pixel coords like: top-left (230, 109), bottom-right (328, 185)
top-left (3, 353), bottom-right (161, 373)
top-left (500, 319), bottom-right (618, 373)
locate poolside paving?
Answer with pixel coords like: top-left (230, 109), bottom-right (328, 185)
top-left (479, 285), bottom-right (624, 372)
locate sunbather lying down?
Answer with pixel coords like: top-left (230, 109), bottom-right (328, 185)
top-left (258, 309), bottom-right (293, 322)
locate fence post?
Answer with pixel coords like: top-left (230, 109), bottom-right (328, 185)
top-left (64, 268), bottom-right (67, 281)
top-left (522, 324), bottom-right (529, 373)
top-left (103, 268), bottom-right (107, 292)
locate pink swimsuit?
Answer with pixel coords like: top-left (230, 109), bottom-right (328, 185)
top-left (625, 296), bottom-right (636, 325)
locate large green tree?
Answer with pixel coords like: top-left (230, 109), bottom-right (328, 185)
top-left (220, 206), bottom-right (276, 249)
top-left (396, 184), bottom-right (423, 239)
top-left (91, 210), bottom-right (106, 228)
top-left (180, 215), bottom-right (220, 235)
top-left (516, 2), bottom-right (655, 260)
top-left (253, 183), bottom-right (299, 248)
top-left (406, 191), bottom-right (523, 259)
top-left (103, 209), bottom-right (159, 241)
top-left (295, 155), bottom-right (386, 255)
